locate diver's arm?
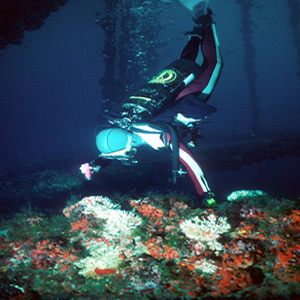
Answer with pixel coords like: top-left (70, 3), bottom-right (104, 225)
top-left (92, 156), bottom-right (111, 168)
top-left (79, 157), bottom-right (111, 180)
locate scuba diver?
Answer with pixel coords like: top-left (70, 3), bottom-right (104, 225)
top-left (80, 0), bottom-right (223, 207)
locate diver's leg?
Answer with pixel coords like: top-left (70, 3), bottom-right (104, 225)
top-left (163, 133), bottom-right (216, 206)
top-left (177, 10), bottom-right (223, 101)
top-left (162, 132), bottom-right (209, 195)
top-left (178, 142), bottom-right (210, 196)
top-left (180, 0), bottom-right (211, 61)
top-left (179, 143), bottom-right (216, 207)
top-left (180, 36), bottom-right (201, 61)
top-left (197, 18), bottom-right (223, 102)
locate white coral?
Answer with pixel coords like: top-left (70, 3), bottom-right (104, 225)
top-left (196, 259), bottom-right (218, 274)
top-left (180, 213), bottom-right (230, 252)
top-left (227, 190), bottom-right (267, 202)
top-left (69, 196), bottom-right (148, 276)
top-left (73, 241), bottom-right (120, 275)
top-left (74, 196), bottom-right (142, 239)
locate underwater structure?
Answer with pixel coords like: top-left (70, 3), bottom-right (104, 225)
top-left (236, 0), bottom-right (260, 135)
top-left (98, 0), bottom-right (167, 113)
top-left (0, 0), bottom-right (68, 49)
top-left (287, 0), bottom-right (300, 77)
top-left (0, 132), bottom-right (299, 216)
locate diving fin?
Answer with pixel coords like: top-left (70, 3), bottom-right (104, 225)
top-left (177, 0), bottom-right (210, 12)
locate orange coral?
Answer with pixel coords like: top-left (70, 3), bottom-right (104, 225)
top-left (94, 267), bottom-right (117, 276)
top-left (71, 218), bottom-right (89, 232)
top-left (178, 261), bottom-right (196, 272)
top-left (211, 267), bottom-right (253, 297)
top-left (144, 238), bottom-right (180, 260)
top-left (30, 240), bottom-right (78, 271)
top-left (26, 217), bottom-right (44, 226)
top-left (63, 202), bottom-right (81, 218)
top-left (284, 210), bottom-right (300, 232)
top-left (130, 201), bottom-right (165, 226)
top-left (271, 244), bottom-right (299, 274)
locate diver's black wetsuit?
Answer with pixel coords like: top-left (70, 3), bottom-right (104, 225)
top-left (92, 14), bottom-right (223, 197)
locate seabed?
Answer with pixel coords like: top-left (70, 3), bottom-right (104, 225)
top-left (0, 190), bottom-right (299, 299)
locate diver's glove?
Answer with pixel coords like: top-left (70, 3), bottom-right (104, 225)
top-left (79, 163), bottom-right (101, 180)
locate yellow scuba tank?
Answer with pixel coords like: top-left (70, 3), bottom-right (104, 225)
top-left (120, 58), bottom-right (203, 121)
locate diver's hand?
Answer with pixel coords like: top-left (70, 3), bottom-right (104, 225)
top-left (79, 163), bottom-right (101, 180)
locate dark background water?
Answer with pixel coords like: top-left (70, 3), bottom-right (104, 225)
top-left (0, 0), bottom-right (300, 199)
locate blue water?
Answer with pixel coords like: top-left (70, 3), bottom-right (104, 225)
top-left (0, 0), bottom-right (300, 197)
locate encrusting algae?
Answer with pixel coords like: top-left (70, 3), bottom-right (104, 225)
top-left (0, 191), bottom-right (299, 299)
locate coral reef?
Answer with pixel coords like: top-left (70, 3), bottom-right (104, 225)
top-left (63, 196), bottom-right (147, 276)
top-left (180, 212), bottom-right (231, 252)
top-left (0, 191), bottom-right (299, 299)
top-left (227, 189), bottom-right (268, 202)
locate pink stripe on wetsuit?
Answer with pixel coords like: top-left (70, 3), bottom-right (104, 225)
top-left (176, 24), bottom-right (222, 102)
top-left (165, 133), bottom-right (209, 196)
top-left (179, 142), bottom-right (210, 195)
top-left (171, 23), bottom-right (222, 195)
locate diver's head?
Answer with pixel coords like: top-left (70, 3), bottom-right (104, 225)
top-left (96, 128), bottom-right (135, 160)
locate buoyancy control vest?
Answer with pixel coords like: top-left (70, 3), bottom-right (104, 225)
top-left (120, 59), bottom-right (203, 122)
